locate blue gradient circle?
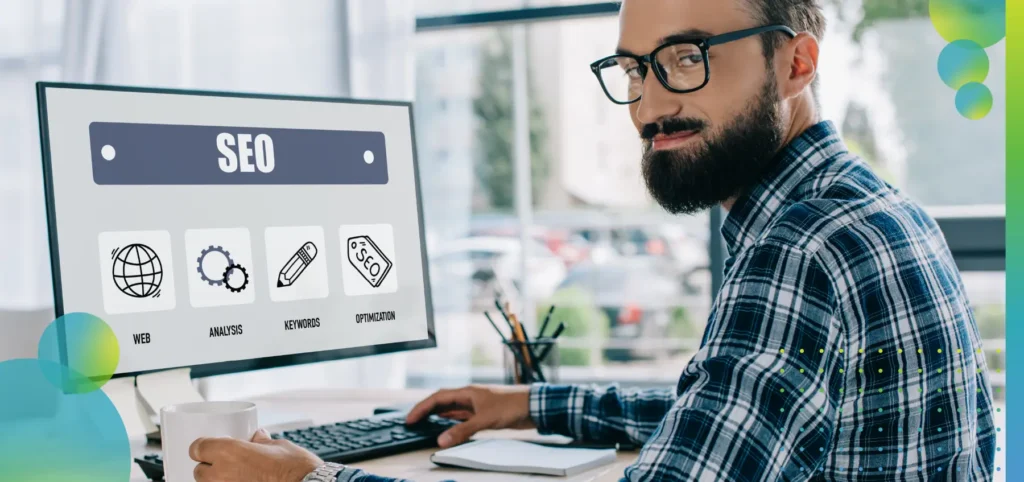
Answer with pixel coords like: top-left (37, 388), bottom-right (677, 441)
top-left (955, 82), bottom-right (994, 120)
top-left (937, 40), bottom-right (989, 89)
top-left (37, 313), bottom-right (119, 393)
top-left (929, 0), bottom-right (1007, 48)
top-left (0, 359), bottom-right (130, 481)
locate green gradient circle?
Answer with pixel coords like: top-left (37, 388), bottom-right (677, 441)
top-left (955, 82), bottom-right (994, 119)
top-left (37, 313), bottom-right (119, 393)
top-left (929, 0), bottom-right (1006, 48)
top-left (0, 359), bottom-right (130, 481)
top-left (937, 40), bottom-right (989, 89)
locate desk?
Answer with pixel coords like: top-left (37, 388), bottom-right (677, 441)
top-left (131, 388), bottom-right (636, 482)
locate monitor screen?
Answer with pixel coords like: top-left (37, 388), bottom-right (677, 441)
top-left (37, 83), bottom-right (435, 378)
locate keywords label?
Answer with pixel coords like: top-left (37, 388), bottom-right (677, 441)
top-left (284, 318), bottom-right (321, 331)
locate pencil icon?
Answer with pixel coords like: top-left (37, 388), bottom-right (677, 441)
top-left (277, 242), bottom-right (317, 288)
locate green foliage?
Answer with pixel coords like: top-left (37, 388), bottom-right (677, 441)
top-left (470, 344), bottom-right (494, 367)
top-left (975, 303), bottom-right (1006, 339)
top-left (846, 0), bottom-right (931, 39)
top-left (667, 306), bottom-right (700, 339)
top-left (473, 31), bottom-right (552, 211)
top-left (537, 287), bottom-right (610, 367)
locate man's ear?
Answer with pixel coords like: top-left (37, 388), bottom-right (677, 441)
top-left (779, 32), bottom-right (819, 100)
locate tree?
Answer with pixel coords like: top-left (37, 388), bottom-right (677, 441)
top-left (826, 0), bottom-right (929, 40)
top-left (472, 31), bottom-right (551, 211)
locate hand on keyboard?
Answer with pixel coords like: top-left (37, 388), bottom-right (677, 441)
top-left (405, 385), bottom-right (533, 448)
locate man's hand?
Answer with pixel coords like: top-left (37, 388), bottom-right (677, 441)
top-left (406, 384), bottom-right (534, 448)
top-left (190, 429), bottom-right (323, 482)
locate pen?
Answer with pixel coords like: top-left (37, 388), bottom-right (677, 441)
top-left (538, 305), bottom-right (556, 337)
top-left (530, 441), bottom-right (637, 451)
top-left (535, 322), bottom-right (565, 362)
top-left (483, 311), bottom-right (508, 343)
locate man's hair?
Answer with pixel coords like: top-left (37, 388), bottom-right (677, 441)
top-left (747, 0), bottom-right (826, 98)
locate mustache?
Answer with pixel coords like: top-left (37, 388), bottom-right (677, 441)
top-left (641, 117), bottom-right (707, 140)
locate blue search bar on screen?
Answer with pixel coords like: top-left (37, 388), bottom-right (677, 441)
top-left (89, 122), bottom-right (388, 185)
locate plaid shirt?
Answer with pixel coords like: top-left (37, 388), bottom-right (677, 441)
top-left (334, 121), bottom-right (996, 482)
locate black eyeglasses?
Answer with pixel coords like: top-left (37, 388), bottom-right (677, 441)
top-left (590, 25), bottom-right (797, 104)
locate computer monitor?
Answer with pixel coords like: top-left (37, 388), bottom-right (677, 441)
top-left (36, 82), bottom-right (436, 380)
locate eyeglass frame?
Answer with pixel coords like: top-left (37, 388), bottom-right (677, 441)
top-left (590, 25), bottom-right (798, 105)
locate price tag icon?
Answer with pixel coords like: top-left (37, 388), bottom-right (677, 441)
top-left (347, 235), bottom-right (393, 288)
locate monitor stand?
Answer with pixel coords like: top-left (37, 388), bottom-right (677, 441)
top-left (130, 368), bottom-right (313, 443)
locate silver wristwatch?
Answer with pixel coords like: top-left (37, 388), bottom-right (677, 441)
top-left (302, 462), bottom-right (346, 482)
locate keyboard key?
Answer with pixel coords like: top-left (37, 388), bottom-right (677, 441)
top-left (312, 447), bottom-right (338, 457)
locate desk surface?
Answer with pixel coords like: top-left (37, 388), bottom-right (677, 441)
top-left (131, 388), bottom-right (635, 482)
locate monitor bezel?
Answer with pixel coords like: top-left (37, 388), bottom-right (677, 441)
top-left (36, 81), bottom-right (438, 380)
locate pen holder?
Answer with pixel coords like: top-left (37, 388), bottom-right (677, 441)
top-left (502, 338), bottom-right (559, 385)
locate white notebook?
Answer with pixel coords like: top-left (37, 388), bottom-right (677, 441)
top-left (430, 439), bottom-right (617, 477)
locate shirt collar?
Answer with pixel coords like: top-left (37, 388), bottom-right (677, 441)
top-left (721, 120), bottom-right (847, 255)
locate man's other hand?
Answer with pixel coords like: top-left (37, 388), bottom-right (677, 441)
top-left (190, 428), bottom-right (323, 482)
top-left (406, 384), bottom-right (534, 448)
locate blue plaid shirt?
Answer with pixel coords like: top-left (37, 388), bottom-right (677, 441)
top-left (334, 121), bottom-right (996, 481)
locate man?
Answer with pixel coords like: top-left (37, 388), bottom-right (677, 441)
top-left (191, 0), bottom-right (997, 480)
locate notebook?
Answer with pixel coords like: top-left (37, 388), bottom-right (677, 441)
top-left (429, 439), bottom-right (617, 477)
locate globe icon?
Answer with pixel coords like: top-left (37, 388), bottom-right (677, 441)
top-left (111, 244), bottom-right (163, 298)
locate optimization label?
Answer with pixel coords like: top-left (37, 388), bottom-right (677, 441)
top-left (89, 122), bottom-right (388, 185)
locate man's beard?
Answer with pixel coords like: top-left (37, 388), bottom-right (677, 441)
top-left (641, 79), bottom-right (785, 215)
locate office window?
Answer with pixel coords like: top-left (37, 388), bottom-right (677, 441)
top-left (411, 16), bottom-right (712, 385)
top-left (817, 12), bottom-right (1005, 208)
top-left (410, 2), bottom-right (1006, 388)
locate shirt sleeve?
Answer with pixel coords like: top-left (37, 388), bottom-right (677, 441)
top-left (621, 242), bottom-right (841, 481)
top-left (529, 384), bottom-right (677, 445)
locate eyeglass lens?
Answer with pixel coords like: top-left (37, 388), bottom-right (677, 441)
top-left (596, 43), bottom-right (707, 103)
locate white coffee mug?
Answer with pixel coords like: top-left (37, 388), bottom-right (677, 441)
top-left (160, 401), bottom-right (258, 482)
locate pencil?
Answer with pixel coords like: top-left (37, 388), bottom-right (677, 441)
top-left (509, 312), bottom-right (532, 366)
top-left (495, 300), bottom-right (516, 334)
top-left (489, 312), bottom-right (532, 383)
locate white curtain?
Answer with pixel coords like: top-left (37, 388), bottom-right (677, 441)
top-left (0, 0), bottom-right (63, 361)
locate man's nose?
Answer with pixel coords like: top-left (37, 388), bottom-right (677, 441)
top-left (635, 70), bottom-right (684, 126)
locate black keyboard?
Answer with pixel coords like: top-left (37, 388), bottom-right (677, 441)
top-left (135, 412), bottom-right (458, 481)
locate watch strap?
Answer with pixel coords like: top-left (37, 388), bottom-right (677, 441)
top-left (302, 462), bottom-right (346, 482)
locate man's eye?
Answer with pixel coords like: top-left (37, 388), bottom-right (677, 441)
top-left (678, 54), bottom-right (703, 67)
top-left (624, 66), bottom-right (642, 79)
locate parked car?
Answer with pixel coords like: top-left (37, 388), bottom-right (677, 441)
top-left (429, 236), bottom-right (567, 307)
top-left (556, 256), bottom-right (688, 361)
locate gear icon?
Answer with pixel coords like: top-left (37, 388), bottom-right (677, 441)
top-left (197, 245), bottom-right (233, 286)
top-left (223, 264), bottom-right (249, 293)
